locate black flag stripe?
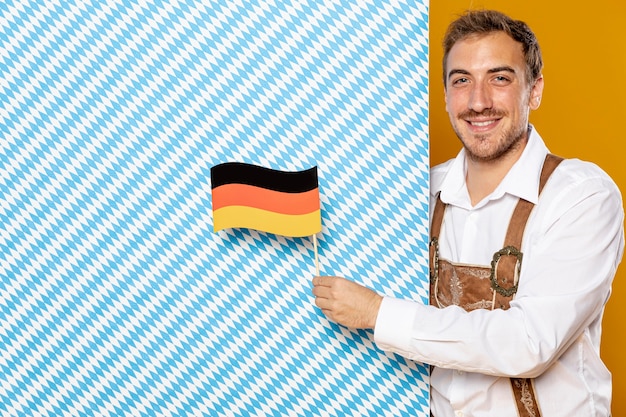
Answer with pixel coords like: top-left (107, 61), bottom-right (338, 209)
top-left (211, 162), bottom-right (318, 193)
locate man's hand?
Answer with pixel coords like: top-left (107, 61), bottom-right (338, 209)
top-left (311, 276), bottom-right (382, 329)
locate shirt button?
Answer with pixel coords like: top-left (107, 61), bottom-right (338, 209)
top-left (457, 370), bottom-right (464, 375)
top-left (455, 411), bottom-right (464, 417)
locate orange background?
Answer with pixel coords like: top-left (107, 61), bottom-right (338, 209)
top-left (429, 1), bottom-right (626, 413)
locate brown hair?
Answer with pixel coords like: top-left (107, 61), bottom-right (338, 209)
top-left (442, 10), bottom-right (542, 87)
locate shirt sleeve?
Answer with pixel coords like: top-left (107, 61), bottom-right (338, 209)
top-left (374, 163), bottom-right (625, 378)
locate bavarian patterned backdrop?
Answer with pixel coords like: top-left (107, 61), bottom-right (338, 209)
top-left (0, 1), bottom-right (429, 415)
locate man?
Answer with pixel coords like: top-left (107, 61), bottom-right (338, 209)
top-left (312, 9), bottom-right (624, 417)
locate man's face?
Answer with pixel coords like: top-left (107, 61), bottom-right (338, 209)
top-left (444, 31), bottom-right (543, 162)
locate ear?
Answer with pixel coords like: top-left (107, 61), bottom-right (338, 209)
top-left (529, 75), bottom-right (544, 110)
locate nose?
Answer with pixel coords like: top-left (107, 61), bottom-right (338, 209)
top-left (468, 82), bottom-right (492, 112)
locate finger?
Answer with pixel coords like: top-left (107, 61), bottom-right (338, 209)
top-left (311, 285), bottom-right (324, 298)
top-left (312, 276), bottom-right (325, 287)
top-left (314, 295), bottom-right (333, 311)
top-left (312, 284), bottom-right (333, 300)
top-left (320, 308), bottom-right (334, 321)
top-left (312, 275), bottom-right (335, 287)
top-left (314, 295), bottom-right (326, 308)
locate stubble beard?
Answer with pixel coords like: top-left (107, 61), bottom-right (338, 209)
top-left (453, 110), bottom-right (528, 163)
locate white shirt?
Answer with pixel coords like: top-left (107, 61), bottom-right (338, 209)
top-left (375, 128), bottom-right (624, 417)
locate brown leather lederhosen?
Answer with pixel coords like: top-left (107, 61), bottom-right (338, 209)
top-left (429, 154), bottom-right (563, 417)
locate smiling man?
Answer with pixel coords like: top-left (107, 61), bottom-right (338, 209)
top-left (312, 10), bottom-right (624, 417)
top-left (445, 29), bottom-right (544, 207)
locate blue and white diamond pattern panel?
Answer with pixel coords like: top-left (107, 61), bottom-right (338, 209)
top-left (0, 1), bottom-right (429, 415)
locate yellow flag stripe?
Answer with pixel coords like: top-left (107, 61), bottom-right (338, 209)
top-left (213, 206), bottom-right (322, 237)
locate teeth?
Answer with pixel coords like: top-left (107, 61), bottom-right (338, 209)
top-left (471, 120), bottom-right (493, 127)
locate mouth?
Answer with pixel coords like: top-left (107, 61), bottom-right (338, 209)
top-left (465, 118), bottom-right (501, 131)
top-left (470, 119), bottom-right (495, 126)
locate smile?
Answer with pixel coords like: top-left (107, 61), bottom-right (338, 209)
top-left (469, 119), bottom-right (498, 127)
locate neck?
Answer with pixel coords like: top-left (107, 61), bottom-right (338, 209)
top-left (465, 139), bottom-right (528, 206)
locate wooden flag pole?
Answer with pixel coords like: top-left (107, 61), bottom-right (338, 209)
top-left (313, 234), bottom-right (319, 276)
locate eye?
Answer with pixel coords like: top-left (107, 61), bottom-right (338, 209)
top-left (452, 77), bottom-right (469, 86)
top-left (492, 75), bottom-right (512, 85)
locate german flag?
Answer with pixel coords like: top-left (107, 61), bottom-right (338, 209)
top-left (211, 162), bottom-right (321, 237)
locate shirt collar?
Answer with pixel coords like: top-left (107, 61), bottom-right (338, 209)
top-left (436, 126), bottom-right (549, 209)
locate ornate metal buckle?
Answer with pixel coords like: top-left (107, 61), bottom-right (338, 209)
top-left (490, 245), bottom-right (523, 297)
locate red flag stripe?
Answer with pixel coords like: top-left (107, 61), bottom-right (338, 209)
top-left (212, 183), bottom-right (320, 215)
